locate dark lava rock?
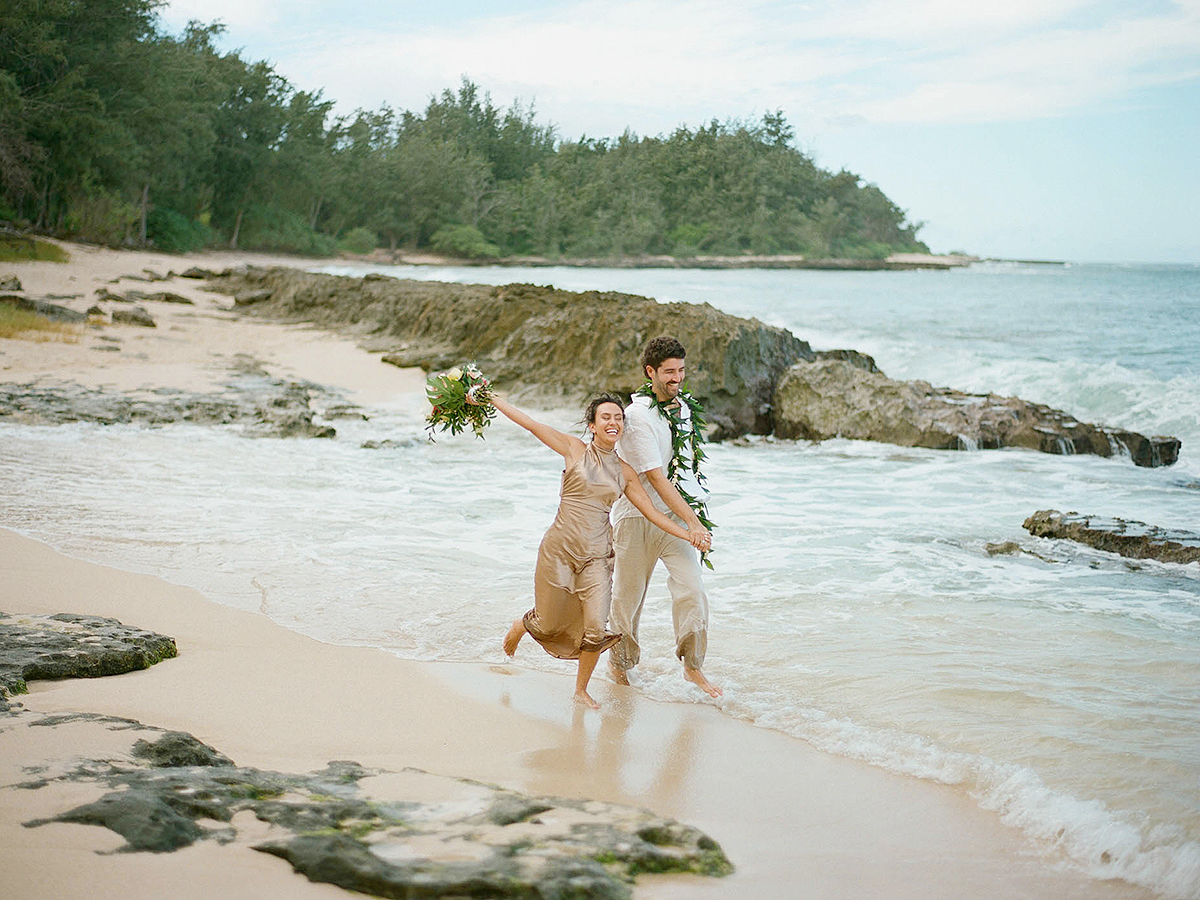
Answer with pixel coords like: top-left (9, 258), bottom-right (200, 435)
top-left (93, 287), bottom-right (193, 305)
top-left (256, 833), bottom-right (633, 900)
top-left (111, 305), bottom-right (156, 327)
top-left (117, 271), bottom-right (169, 283)
top-left (774, 359), bottom-right (1180, 467)
top-left (0, 382), bottom-right (238, 426)
top-left (0, 295), bottom-right (86, 323)
top-left (360, 438), bottom-right (420, 450)
top-left (94, 287), bottom-right (133, 303)
top-left (1023, 510), bottom-right (1200, 564)
top-left (233, 288), bottom-right (273, 306)
top-left (47, 790), bottom-right (205, 852)
top-left (0, 613), bottom-right (177, 697)
top-left (811, 348), bottom-right (882, 373)
top-left (132, 731), bottom-right (235, 768)
top-left (147, 291), bottom-right (194, 305)
top-left (481, 794), bottom-right (555, 825)
top-left (322, 402), bottom-right (368, 420)
top-left (985, 541), bottom-right (1023, 556)
top-left (205, 268), bottom-right (1181, 461)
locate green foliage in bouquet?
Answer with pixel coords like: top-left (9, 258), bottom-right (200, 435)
top-left (425, 363), bottom-right (496, 439)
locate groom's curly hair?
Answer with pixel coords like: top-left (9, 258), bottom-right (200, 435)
top-left (641, 336), bottom-right (687, 372)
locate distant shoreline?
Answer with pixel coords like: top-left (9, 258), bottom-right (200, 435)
top-left (4, 233), bottom-right (1077, 271)
top-left (353, 249), bottom-right (983, 271)
top-left (352, 250), bottom-right (1075, 271)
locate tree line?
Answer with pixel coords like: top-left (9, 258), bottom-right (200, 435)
top-left (0, 0), bottom-right (928, 260)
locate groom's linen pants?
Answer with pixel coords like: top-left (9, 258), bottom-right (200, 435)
top-left (608, 514), bottom-right (709, 672)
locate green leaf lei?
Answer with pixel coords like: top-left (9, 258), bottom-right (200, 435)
top-left (634, 382), bottom-right (715, 568)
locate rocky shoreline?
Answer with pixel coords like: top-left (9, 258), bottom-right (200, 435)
top-left (4, 246), bottom-right (1169, 900)
top-left (773, 359), bottom-right (1180, 467)
top-left (212, 266), bottom-right (1180, 466)
top-left (1, 259), bottom-right (1182, 465)
top-left (0, 353), bottom-right (348, 438)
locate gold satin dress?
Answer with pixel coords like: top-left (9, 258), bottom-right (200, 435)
top-left (523, 442), bottom-right (625, 659)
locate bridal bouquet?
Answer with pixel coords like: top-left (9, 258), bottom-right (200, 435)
top-left (425, 363), bottom-right (495, 439)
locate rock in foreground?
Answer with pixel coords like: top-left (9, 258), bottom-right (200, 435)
top-left (1023, 510), bottom-right (1200, 564)
top-left (0, 612), bottom-right (177, 697)
top-left (773, 359), bottom-right (1180, 467)
top-left (17, 713), bottom-right (732, 898)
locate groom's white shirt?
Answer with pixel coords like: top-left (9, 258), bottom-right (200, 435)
top-left (611, 394), bottom-right (705, 524)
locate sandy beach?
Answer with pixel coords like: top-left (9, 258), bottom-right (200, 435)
top-left (1, 242), bottom-right (1154, 899)
top-left (0, 241), bottom-right (425, 404)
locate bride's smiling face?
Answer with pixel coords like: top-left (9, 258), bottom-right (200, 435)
top-left (589, 402), bottom-right (624, 447)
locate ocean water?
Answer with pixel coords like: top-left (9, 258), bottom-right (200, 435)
top-left (2, 261), bottom-right (1198, 898)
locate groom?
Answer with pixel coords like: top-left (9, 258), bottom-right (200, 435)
top-left (608, 336), bottom-right (722, 698)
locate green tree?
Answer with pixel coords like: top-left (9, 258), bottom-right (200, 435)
top-left (272, 90), bottom-right (337, 231)
top-left (0, 0), bottom-right (160, 234)
top-left (325, 107), bottom-right (395, 238)
top-left (373, 133), bottom-right (470, 249)
top-left (127, 23), bottom-right (227, 245)
top-left (210, 57), bottom-right (289, 248)
top-left (0, 3), bottom-right (927, 261)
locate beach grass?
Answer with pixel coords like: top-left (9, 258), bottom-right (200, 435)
top-left (0, 304), bottom-right (80, 342)
top-left (0, 236), bottom-right (70, 263)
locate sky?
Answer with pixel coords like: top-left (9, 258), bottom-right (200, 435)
top-left (156, 0), bottom-right (1200, 264)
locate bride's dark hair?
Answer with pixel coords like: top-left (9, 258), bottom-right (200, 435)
top-left (583, 393), bottom-right (625, 427)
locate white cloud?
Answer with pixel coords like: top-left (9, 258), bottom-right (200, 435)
top-left (272, 0), bottom-right (887, 136)
top-left (279, 1), bottom-right (808, 132)
top-left (157, 0), bottom-right (296, 33)
top-left (856, 6), bottom-right (1200, 122)
top-left (161, 0), bottom-right (1200, 133)
top-left (790, 0), bottom-right (1096, 45)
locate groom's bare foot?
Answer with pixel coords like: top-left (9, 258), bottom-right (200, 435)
top-left (574, 689), bottom-right (601, 709)
top-left (502, 618), bottom-right (526, 656)
top-left (684, 666), bottom-right (723, 697)
top-left (608, 660), bottom-right (630, 686)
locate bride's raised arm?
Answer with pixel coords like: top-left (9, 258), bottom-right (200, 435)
top-left (484, 394), bottom-right (584, 462)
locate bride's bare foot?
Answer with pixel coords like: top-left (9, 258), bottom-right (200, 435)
top-left (608, 660), bottom-right (630, 686)
top-left (502, 618), bottom-right (526, 657)
top-left (574, 689), bottom-right (601, 709)
top-left (684, 666), bottom-right (723, 698)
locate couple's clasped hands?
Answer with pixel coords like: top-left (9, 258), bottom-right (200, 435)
top-left (687, 527), bottom-right (712, 552)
